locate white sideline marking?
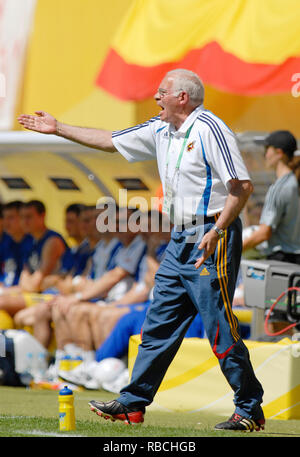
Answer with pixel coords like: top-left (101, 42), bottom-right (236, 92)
top-left (0, 415), bottom-right (36, 419)
top-left (13, 429), bottom-right (84, 437)
top-left (0, 417), bottom-right (84, 437)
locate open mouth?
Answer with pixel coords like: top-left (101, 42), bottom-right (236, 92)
top-left (158, 105), bottom-right (165, 116)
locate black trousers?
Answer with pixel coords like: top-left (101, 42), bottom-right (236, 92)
top-left (267, 251), bottom-right (300, 265)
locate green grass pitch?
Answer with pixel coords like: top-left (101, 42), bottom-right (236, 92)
top-left (0, 386), bottom-right (299, 438)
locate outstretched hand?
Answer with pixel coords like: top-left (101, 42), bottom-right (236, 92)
top-left (18, 111), bottom-right (57, 134)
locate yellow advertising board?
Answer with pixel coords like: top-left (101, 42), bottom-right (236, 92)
top-left (128, 335), bottom-right (300, 420)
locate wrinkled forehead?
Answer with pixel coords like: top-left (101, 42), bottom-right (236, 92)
top-left (158, 75), bottom-right (175, 90)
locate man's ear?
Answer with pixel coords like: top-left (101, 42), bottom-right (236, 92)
top-left (179, 91), bottom-right (189, 105)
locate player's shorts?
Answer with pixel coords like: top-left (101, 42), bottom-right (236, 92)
top-left (115, 301), bottom-right (150, 313)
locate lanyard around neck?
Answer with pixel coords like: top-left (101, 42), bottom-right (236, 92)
top-left (166, 123), bottom-right (194, 170)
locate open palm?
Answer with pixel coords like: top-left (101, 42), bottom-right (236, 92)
top-left (18, 111), bottom-right (57, 134)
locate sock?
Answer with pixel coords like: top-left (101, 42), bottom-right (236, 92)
top-left (63, 343), bottom-right (82, 358)
top-left (55, 349), bottom-right (66, 365)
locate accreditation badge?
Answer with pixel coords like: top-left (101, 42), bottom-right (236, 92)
top-left (162, 177), bottom-right (174, 216)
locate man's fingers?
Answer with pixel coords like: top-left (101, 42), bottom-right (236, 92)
top-left (195, 255), bottom-right (205, 269)
top-left (195, 237), bottom-right (216, 269)
top-left (197, 241), bottom-right (205, 251)
top-left (18, 115), bottom-right (35, 124)
top-left (18, 115), bottom-right (31, 124)
top-left (18, 114), bottom-right (42, 132)
top-left (18, 113), bottom-right (42, 120)
top-left (18, 114), bottom-right (41, 124)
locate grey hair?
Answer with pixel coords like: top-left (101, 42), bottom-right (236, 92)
top-left (166, 69), bottom-right (204, 106)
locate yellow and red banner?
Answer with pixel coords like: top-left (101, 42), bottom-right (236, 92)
top-left (17, 0), bottom-right (300, 135)
top-left (96, 0), bottom-right (300, 100)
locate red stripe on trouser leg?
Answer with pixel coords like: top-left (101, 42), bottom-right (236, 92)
top-left (213, 321), bottom-right (237, 360)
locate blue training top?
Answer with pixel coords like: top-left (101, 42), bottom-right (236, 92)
top-left (25, 229), bottom-right (68, 274)
top-left (60, 238), bottom-right (93, 277)
top-left (0, 232), bottom-right (34, 286)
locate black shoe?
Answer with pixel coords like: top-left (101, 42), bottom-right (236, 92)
top-left (89, 399), bottom-right (145, 425)
top-left (214, 413), bottom-right (265, 432)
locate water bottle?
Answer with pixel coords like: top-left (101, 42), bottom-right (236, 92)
top-left (19, 352), bottom-right (34, 386)
top-left (58, 385), bottom-right (76, 431)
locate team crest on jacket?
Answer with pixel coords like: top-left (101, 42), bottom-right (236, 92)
top-left (187, 141), bottom-right (195, 151)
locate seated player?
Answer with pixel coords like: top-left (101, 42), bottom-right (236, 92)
top-left (0, 201), bottom-right (33, 289)
top-left (16, 205), bottom-right (124, 351)
top-left (49, 207), bottom-right (147, 359)
top-left (53, 204), bottom-right (122, 296)
top-left (13, 203), bottom-right (94, 328)
top-left (13, 204), bottom-right (105, 335)
top-left (52, 211), bottom-right (167, 366)
top-left (62, 210), bottom-right (170, 359)
top-left (0, 200), bottom-right (68, 317)
top-left (41, 203), bottom-right (93, 292)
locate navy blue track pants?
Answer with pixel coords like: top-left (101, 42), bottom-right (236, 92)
top-left (117, 216), bottom-right (263, 418)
